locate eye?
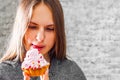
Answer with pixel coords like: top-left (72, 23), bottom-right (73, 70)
top-left (28, 26), bottom-right (37, 29)
top-left (45, 27), bottom-right (54, 31)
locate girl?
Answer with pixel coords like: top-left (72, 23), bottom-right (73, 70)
top-left (0, 0), bottom-right (87, 80)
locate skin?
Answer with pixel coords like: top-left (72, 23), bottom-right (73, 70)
top-left (23, 3), bottom-right (55, 62)
top-left (23, 3), bottom-right (55, 80)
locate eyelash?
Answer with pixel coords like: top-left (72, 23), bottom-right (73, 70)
top-left (45, 27), bottom-right (54, 31)
top-left (28, 26), bottom-right (54, 31)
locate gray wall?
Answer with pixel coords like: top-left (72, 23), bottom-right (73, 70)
top-left (0, 0), bottom-right (19, 56)
top-left (1, 0), bottom-right (120, 80)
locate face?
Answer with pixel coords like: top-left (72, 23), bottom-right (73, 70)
top-left (23, 3), bottom-right (55, 59)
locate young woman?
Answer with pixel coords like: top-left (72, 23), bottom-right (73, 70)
top-left (0, 0), bottom-right (87, 80)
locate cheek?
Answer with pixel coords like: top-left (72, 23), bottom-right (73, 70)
top-left (23, 32), bottom-right (35, 50)
top-left (47, 34), bottom-right (56, 46)
top-left (25, 31), bottom-right (36, 41)
top-left (24, 35), bottom-right (31, 44)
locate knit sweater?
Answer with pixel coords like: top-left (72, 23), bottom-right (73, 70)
top-left (0, 58), bottom-right (87, 80)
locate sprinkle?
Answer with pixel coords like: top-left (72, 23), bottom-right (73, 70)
top-left (40, 56), bottom-right (42, 58)
top-left (29, 66), bottom-right (31, 68)
top-left (38, 61), bottom-right (40, 63)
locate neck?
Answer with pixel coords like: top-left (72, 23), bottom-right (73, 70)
top-left (43, 53), bottom-right (50, 63)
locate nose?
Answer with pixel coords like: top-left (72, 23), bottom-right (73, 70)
top-left (36, 30), bottom-right (45, 42)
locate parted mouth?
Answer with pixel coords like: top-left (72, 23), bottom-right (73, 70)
top-left (31, 44), bottom-right (45, 51)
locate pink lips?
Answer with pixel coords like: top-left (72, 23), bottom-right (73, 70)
top-left (32, 45), bottom-right (45, 51)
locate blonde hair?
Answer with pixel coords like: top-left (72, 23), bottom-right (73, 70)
top-left (0, 0), bottom-right (35, 62)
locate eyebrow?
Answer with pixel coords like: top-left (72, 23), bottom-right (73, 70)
top-left (29, 21), bottom-right (55, 27)
top-left (29, 21), bottom-right (38, 25)
top-left (46, 24), bottom-right (55, 27)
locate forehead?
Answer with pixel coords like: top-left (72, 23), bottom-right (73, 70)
top-left (31, 3), bottom-right (54, 26)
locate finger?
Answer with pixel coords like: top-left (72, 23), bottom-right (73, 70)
top-left (44, 69), bottom-right (49, 80)
top-left (23, 72), bottom-right (30, 80)
top-left (40, 69), bottom-right (49, 80)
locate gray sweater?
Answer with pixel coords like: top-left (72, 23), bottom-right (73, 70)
top-left (0, 58), bottom-right (86, 80)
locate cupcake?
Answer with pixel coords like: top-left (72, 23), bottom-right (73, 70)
top-left (21, 49), bottom-right (50, 76)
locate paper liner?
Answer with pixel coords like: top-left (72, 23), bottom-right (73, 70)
top-left (22, 65), bottom-right (49, 76)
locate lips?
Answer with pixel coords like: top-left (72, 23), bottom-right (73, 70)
top-left (32, 45), bottom-right (45, 51)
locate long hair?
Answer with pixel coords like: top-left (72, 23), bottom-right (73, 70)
top-left (0, 0), bottom-right (66, 62)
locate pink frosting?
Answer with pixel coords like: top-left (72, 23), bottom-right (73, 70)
top-left (21, 49), bottom-right (49, 69)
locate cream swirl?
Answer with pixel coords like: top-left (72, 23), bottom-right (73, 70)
top-left (21, 49), bottom-right (49, 69)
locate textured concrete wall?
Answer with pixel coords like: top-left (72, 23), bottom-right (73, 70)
top-left (1, 0), bottom-right (120, 80)
top-left (0, 0), bottom-right (19, 56)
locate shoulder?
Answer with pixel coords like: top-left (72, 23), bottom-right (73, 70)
top-left (59, 59), bottom-right (84, 73)
top-left (50, 58), bottom-right (87, 80)
top-left (0, 61), bottom-right (16, 79)
top-left (0, 60), bottom-right (19, 71)
top-left (0, 60), bottom-right (23, 80)
top-left (61, 59), bottom-right (79, 66)
top-left (0, 61), bottom-right (14, 73)
top-left (51, 58), bottom-right (82, 70)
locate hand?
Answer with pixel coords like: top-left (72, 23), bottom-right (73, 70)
top-left (23, 72), bottom-right (30, 80)
top-left (40, 69), bottom-right (49, 80)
